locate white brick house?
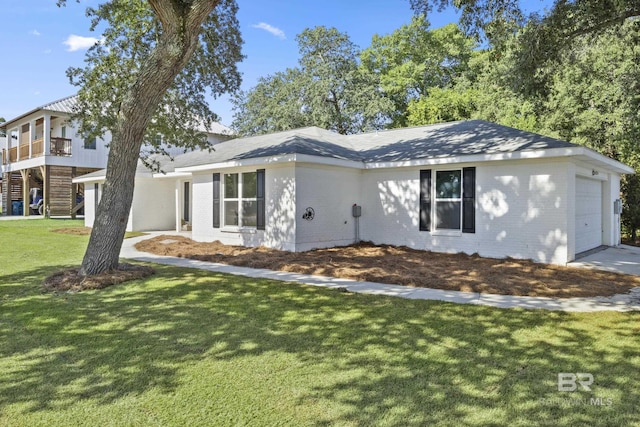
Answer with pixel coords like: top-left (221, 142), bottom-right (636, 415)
top-left (77, 120), bottom-right (633, 265)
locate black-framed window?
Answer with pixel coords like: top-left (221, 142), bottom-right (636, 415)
top-left (420, 167), bottom-right (475, 233)
top-left (84, 136), bottom-right (96, 150)
top-left (213, 169), bottom-right (265, 230)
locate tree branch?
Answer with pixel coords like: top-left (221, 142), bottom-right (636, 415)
top-left (566, 8), bottom-right (640, 39)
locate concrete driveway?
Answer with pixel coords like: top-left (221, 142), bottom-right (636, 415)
top-left (569, 245), bottom-right (640, 276)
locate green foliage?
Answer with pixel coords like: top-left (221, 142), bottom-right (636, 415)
top-left (361, 17), bottom-right (476, 127)
top-left (409, 0), bottom-right (640, 46)
top-left (463, 50), bottom-right (542, 132)
top-left (408, 0), bottom-right (525, 45)
top-left (541, 21), bottom-right (640, 234)
top-left (66, 0), bottom-right (243, 157)
top-left (2, 220), bottom-right (640, 426)
top-left (406, 87), bottom-right (477, 126)
top-left (232, 26), bottom-right (392, 135)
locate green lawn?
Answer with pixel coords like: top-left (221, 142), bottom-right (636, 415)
top-left (1, 219), bottom-right (639, 426)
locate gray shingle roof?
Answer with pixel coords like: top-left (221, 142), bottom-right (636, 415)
top-left (177, 120), bottom-right (579, 168)
top-left (350, 120), bottom-right (576, 162)
top-left (74, 120), bottom-right (628, 182)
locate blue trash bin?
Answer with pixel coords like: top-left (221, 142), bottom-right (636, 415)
top-left (11, 201), bottom-right (23, 216)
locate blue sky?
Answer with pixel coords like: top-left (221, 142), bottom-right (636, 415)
top-left (0, 0), bottom-right (545, 126)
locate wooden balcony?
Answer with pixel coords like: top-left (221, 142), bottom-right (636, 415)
top-left (50, 137), bottom-right (72, 156)
top-left (32, 138), bottom-right (45, 157)
top-left (2, 137), bottom-right (72, 164)
top-left (19, 144), bottom-right (30, 159)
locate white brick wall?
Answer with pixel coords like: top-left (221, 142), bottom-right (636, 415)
top-left (129, 178), bottom-right (176, 231)
top-left (294, 164), bottom-right (362, 251)
top-left (360, 159), bottom-right (572, 264)
top-left (83, 183), bottom-right (97, 228)
top-left (82, 177), bottom-right (175, 232)
top-left (187, 157), bottom-right (620, 264)
top-left (191, 164), bottom-right (297, 251)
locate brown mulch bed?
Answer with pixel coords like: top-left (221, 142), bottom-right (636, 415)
top-left (51, 227), bottom-right (92, 236)
top-left (135, 235), bottom-right (640, 298)
top-left (44, 263), bottom-right (155, 293)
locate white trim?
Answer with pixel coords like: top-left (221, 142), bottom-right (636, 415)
top-left (175, 147), bottom-right (633, 176)
top-left (221, 227), bottom-right (258, 234)
top-left (222, 171), bottom-right (258, 228)
top-left (176, 153), bottom-right (364, 173)
top-left (365, 147), bottom-right (634, 174)
top-left (433, 169), bottom-right (463, 232)
top-left (152, 171), bottom-right (192, 179)
top-left (73, 175), bottom-right (106, 184)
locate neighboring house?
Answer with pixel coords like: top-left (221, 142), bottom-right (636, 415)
top-left (0, 95), bottom-right (233, 216)
top-left (0, 136), bottom-right (4, 211)
top-left (76, 120), bottom-right (633, 265)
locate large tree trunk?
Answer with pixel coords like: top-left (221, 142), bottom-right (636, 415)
top-left (80, 0), bottom-right (219, 275)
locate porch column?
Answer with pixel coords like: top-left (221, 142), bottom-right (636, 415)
top-left (40, 166), bottom-right (48, 218)
top-left (19, 169), bottom-right (29, 216)
top-left (71, 167), bottom-right (77, 219)
top-left (16, 126), bottom-right (21, 160)
top-left (6, 128), bottom-right (11, 152)
top-left (29, 120), bottom-right (36, 158)
top-left (43, 115), bottom-right (51, 155)
top-left (175, 179), bottom-right (181, 232)
top-left (1, 173), bottom-right (8, 215)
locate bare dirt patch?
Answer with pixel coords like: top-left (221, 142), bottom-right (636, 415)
top-left (135, 235), bottom-right (640, 298)
top-left (44, 263), bottom-right (155, 293)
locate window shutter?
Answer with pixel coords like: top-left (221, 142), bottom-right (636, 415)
top-left (256, 169), bottom-right (265, 230)
top-left (462, 167), bottom-right (476, 233)
top-left (212, 173), bottom-right (220, 228)
top-left (419, 169), bottom-right (431, 231)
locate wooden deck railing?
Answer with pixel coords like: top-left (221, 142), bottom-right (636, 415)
top-left (19, 144), bottom-right (29, 159)
top-left (50, 137), bottom-right (72, 156)
top-left (32, 138), bottom-right (44, 157)
top-left (3, 137), bottom-right (72, 164)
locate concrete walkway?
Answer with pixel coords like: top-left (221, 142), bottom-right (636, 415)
top-left (121, 234), bottom-right (640, 313)
top-left (569, 244), bottom-right (640, 276)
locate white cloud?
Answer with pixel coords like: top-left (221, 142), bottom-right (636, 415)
top-left (252, 22), bottom-right (285, 40)
top-left (30, 29), bottom-right (41, 36)
top-left (43, 49), bottom-right (52, 55)
top-left (63, 34), bottom-right (100, 52)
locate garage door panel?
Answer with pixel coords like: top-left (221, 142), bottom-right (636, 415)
top-left (575, 177), bottom-right (602, 254)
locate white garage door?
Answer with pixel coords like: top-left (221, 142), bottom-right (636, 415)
top-left (575, 177), bottom-right (602, 254)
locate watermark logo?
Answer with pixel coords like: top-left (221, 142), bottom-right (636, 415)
top-left (539, 372), bottom-right (614, 407)
top-left (558, 373), bottom-right (593, 392)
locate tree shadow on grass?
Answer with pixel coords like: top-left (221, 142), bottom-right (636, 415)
top-left (0, 264), bottom-right (639, 425)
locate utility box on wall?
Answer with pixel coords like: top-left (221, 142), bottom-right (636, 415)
top-left (614, 199), bottom-right (623, 215)
top-left (352, 204), bottom-right (361, 217)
